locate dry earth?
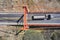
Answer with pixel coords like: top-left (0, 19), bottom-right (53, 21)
top-left (0, 0), bottom-right (60, 12)
top-left (0, 25), bottom-right (24, 40)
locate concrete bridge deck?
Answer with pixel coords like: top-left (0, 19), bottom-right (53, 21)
top-left (0, 12), bottom-right (60, 26)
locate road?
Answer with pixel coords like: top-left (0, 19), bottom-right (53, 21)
top-left (0, 12), bottom-right (60, 25)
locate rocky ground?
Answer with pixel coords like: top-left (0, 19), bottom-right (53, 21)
top-left (0, 0), bottom-right (60, 12)
top-left (0, 25), bottom-right (24, 40)
top-left (0, 26), bottom-right (60, 40)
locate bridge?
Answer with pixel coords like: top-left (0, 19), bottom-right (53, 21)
top-left (0, 12), bottom-right (60, 26)
top-left (0, 12), bottom-right (60, 35)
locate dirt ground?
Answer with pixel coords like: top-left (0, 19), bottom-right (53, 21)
top-left (0, 0), bottom-right (60, 12)
top-left (0, 26), bottom-right (60, 40)
top-left (0, 25), bottom-right (24, 40)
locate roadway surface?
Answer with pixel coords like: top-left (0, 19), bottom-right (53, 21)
top-left (0, 12), bottom-right (60, 26)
